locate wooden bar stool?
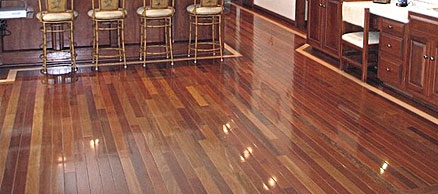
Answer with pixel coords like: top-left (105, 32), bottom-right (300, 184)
top-left (187, 0), bottom-right (224, 63)
top-left (36, 0), bottom-right (78, 74)
top-left (137, 0), bottom-right (175, 67)
top-left (89, 0), bottom-right (127, 70)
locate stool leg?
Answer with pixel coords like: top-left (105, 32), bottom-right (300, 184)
top-left (165, 18), bottom-right (169, 59)
top-left (143, 18), bottom-right (147, 67)
top-left (121, 19), bottom-right (127, 69)
top-left (60, 25), bottom-right (64, 51)
top-left (194, 15), bottom-right (198, 64)
top-left (95, 20), bottom-right (99, 71)
top-left (92, 21), bottom-right (96, 64)
top-left (169, 17), bottom-right (174, 66)
top-left (139, 18), bottom-right (143, 60)
top-left (117, 20), bottom-right (122, 62)
top-left (188, 15), bottom-right (192, 57)
top-left (42, 23), bottom-right (48, 74)
top-left (212, 16), bottom-right (216, 56)
top-left (219, 15), bottom-right (223, 62)
top-left (70, 21), bottom-right (77, 72)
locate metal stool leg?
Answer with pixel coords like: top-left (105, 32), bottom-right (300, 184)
top-left (70, 21), bottom-right (77, 71)
top-left (188, 15), bottom-right (192, 57)
top-left (121, 19), bottom-right (127, 69)
top-left (169, 17), bottom-right (174, 66)
top-left (212, 16), bottom-right (216, 56)
top-left (194, 15), bottom-right (198, 64)
top-left (92, 21), bottom-right (96, 64)
top-left (142, 17), bottom-right (147, 67)
top-left (95, 20), bottom-right (99, 71)
top-left (117, 20), bottom-right (122, 62)
top-left (219, 15), bottom-right (223, 62)
top-left (139, 18), bottom-right (144, 60)
top-left (42, 23), bottom-right (48, 74)
top-left (165, 18), bottom-right (169, 59)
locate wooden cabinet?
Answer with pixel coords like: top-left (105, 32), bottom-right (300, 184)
top-left (405, 34), bottom-right (428, 96)
top-left (404, 12), bottom-right (438, 105)
top-left (307, 0), bottom-right (341, 57)
top-left (307, 0), bottom-right (323, 46)
top-left (378, 18), bottom-right (405, 87)
top-left (428, 42), bottom-right (438, 102)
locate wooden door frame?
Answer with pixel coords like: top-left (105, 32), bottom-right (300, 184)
top-left (296, 0), bottom-right (306, 29)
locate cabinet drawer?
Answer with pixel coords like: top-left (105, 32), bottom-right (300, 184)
top-left (380, 18), bottom-right (404, 37)
top-left (378, 55), bottom-right (402, 86)
top-left (380, 33), bottom-right (403, 59)
top-left (409, 12), bottom-right (438, 38)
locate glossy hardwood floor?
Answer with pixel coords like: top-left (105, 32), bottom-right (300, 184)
top-left (1, 4), bottom-right (438, 194)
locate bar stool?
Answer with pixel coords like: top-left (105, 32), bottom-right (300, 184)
top-left (137, 0), bottom-right (175, 67)
top-left (187, 0), bottom-right (224, 63)
top-left (36, 0), bottom-right (78, 74)
top-left (89, 0), bottom-right (127, 70)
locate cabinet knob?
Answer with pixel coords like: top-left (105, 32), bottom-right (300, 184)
top-left (386, 67), bottom-right (391, 72)
top-left (424, 55), bottom-right (429, 60)
top-left (388, 25), bottom-right (393, 29)
top-left (431, 57), bottom-right (435, 61)
top-left (319, 3), bottom-right (323, 7)
top-left (322, 4), bottom-right (326, 8)
top-left (386, 44), bottom-right (392, 48)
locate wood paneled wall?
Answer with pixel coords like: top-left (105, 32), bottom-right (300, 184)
top-left (2, 0), bottom-right (204, 51)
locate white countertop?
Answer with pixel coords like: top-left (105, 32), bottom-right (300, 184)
top-left (342, 1), bottom-right (438, 24)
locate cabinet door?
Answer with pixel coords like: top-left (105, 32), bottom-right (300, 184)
top-left (429, 41), bottom-right (438, 104)
top-left (307, 0), bottom-right (323, 47)
top-left (406, 34), bottom-right (429, 96)
top-left (321, 0), bottom-right (340, 56)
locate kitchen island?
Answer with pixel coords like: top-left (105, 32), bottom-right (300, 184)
top-left (307, 0), bottom-right (438, 110)
top-left (0, 0), bottom-right (213, 65)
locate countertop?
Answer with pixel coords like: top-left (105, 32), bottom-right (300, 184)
top-left (343, 0), bottom-right (438, 24)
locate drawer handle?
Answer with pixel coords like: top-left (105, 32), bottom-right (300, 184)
top-left (388, 25), bottom-right (393, 29)
top-left (386, 67), bottom-right (391, 72)
top-left (424, 55), bottom-right (429, 60)
top-left (431, 57), bottom-right (435, 61)
top-left (386, 44), bottom-right (392, 48)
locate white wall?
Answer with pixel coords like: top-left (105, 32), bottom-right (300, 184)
top-left (254, 0), bottom-right (296, 20)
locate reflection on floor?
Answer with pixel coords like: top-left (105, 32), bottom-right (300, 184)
top-left (0, 4), bottom-right (437, 194)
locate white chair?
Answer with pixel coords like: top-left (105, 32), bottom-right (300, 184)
top-left (340, 7), bottom-right (379, 82)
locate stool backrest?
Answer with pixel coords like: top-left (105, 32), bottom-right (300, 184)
top-left (38, 0), bottom-right (73, 13)
top-left (149, 0), bottom-right (173, 9)
top-left (92, 0), bottom-right (125, 11)
top-left (100, 0), bottom-right (120, 10)
top-left (192, 0), bottom-right (224, 13)
top-left (201, 0), bottom-right (219, 7)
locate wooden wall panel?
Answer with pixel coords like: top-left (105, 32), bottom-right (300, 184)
top-left (1, 0), bottom-right (207, 51)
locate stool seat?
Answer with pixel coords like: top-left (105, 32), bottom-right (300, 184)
top-left (137, 7), bottom-right (174, 17)
top-left (342, 31), bottom-right (380, 48)
top-left (36, 11), bottom-right (78, 22)
top-left (186, 4), bottom-right (223, 15)
top-left (87, 9), bottom-right (126, 20)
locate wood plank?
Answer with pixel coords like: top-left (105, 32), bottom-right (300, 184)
top-left (186, 86), bottom-right (209, 107)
